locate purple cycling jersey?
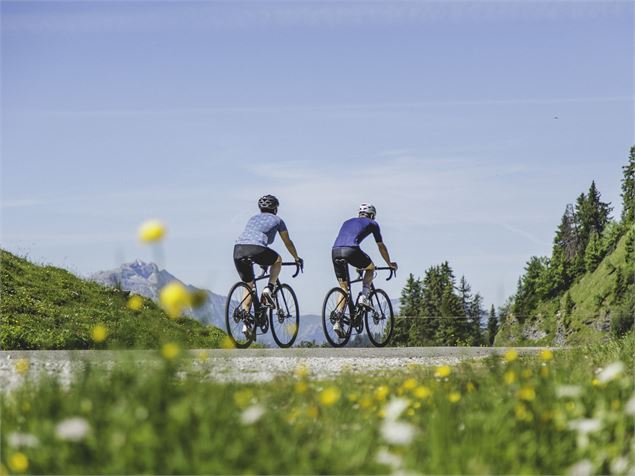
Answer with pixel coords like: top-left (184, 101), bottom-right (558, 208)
top-left (333, 217), bottom-right (383, 248)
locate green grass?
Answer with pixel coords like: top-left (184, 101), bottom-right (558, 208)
top-left (497, 226), bottom-right (635, 346)
top-left (2, 335), bottom-right (633, 474)
top-left (0, 249), bottom-right (226, 349)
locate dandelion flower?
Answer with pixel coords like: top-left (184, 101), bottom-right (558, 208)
top-left (55, 417), bottom-right (90, 442)
top-left (540, 349), bottom-right (554, 361)
top-left (375, 385), bottom-right (390, 401)
top-left (240, 404), bottom-right (265, 425)
top-left (504, 370), bottom-right (516, 385)
top-left (127, 295), bottom-right (144, 311)
top-left (8, 453), bottom-right (28, 473)
top-left (414, 385), bottom-right (431, 399)
top-left (91, 324), bottom-right (108, 343)
top-left (161, 342), bottom-right (181, 360)
top-left (138, 219), bottom-right (166, 243)
top-left (15, 359), bottom-right (29, 375)
top-left (434, 365), bottom-right (451, 378)
top-left (380, 420), bottom-right (416, 445)
top-left (504, 349), bottom-right (518, 362)
top-left (159, 282), bottom-right (191, 319)
top-left (221, 336), bottom-right (235, 349)
top-left (448, 391), bottom-right (461, 403)
top-left (319, 387), bottom-right (341, 406)
top-left (518, 386), bottom-right (536, 401)
top-left (294, 381), bottom-right (308, 394)
top-left (591, 378), bottom-right (601, 387)
top-left (401, 378), bottom-right (417, 391)
top-left (596, 361), bottom-right (624, 384)
top-left (359, 397), bottom-right (373, 409)
top-left (384, 398), bottom-right (409, 421)
top-left (7, 433), bottom-right (39, 448)
top-left (233, 389), bottom-right (254, 408)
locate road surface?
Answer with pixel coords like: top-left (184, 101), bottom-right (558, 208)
top-left (0, 346), bottom-right (552, 390)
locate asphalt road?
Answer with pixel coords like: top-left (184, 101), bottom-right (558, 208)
top-left (0, 346), bottom-right (551, 390)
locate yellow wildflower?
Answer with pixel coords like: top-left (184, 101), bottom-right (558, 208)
top-left (504, 370), bottom-right (516, 385)
top-left (91, 324), bottom-right (108, 343)
top-left (375, 385), bottom-right (390, 401)
top-left (466, 382), bottom-right (476, 393)
top-left (319, 387), bottom-right (341, 406)
top-left (591, 378), bottom-right (601, 387)
top-left (359, 397), bottom-right (373, 409)
top-left (306, 405), bottom-right (319, 418)
top-left (161, 342), bottom-right (181, 360)
top-left (448, 391), bottom-right (461, 403)
top-left (515, 403), bottom-right (532, 422)
top-left (540, 349), bottom-right (553, 361)
top-left (159, 282), bottom-right (191, 319)
top-left (294, 381), bottom-right (308, 394)
top-left (138, 219), bottom-right (166, 243)
top-left (15, 359), bottom-right (29, 375)
top-left (377, 408), bottom-right (386, 418)
top-left (434, 365), bottom-right (451, 378)
top-left (504, 349), bottom-right (519, 362)
top-left (402, 378), bottom-right (417, 391)
top-left (233, 389), bottom-right (253, 408)
top-left (294, 365), bottom-right (309, 378)
top-left (221, 336), bottom-right (235, 349)
top-left (518, 386), bottom-right (536, 401)
top-left (414, 385), bottom-right (431, 399)
top-left (8, 453), bottom-right (28, 473)
top-left (127, 295), bottom-right (144, 311)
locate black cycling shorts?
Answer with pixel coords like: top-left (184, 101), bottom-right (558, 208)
top-left (332, 246), bottom-right (372, 281)
top-left (233, 245), bottom-right (280, 282)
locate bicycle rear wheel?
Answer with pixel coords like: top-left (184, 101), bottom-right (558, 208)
top-left (322, 287), bottom-right (352, 347)
top-left (364, 288), bottom-right (394, 347)
top-left (225, 282), bottom-right (256, 349)
top-left (270, 283), bottom-right (299, 348)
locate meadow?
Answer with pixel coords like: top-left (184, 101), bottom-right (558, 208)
top-left (2, 335), bottom-right (633, 475)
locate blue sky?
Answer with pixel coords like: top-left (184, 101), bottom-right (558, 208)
top-left (2, 1), bottom-right (633, 314)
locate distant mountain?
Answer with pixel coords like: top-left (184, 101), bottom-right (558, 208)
top-left (91, 261), bottom-right (328, 347)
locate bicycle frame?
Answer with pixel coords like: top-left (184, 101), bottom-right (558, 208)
top-left (248, 261), bottom-right (302, 315)
top-left (337, 264), bottom-right (395, 322)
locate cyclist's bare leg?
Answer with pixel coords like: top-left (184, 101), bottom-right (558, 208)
top-left (337, 279), bottom-right (349, 312)
top-left (268, 256), bottom-right (282, 288)
top-left (362, 263), bottom-right (375, 295)
top-left (243, 281), bottom-right (255, 311)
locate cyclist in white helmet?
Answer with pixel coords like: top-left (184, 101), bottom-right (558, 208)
top-left (331, 203), bottom-right (397, 334)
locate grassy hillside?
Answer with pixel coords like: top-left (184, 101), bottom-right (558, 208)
top-left (0, 250), bottom-right (225, 350)
top-left (496, 226), bottom-right (634, 346)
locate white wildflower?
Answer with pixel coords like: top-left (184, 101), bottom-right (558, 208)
top-left (380, 420), bottom-right (416, 445)
top-left (568, 419), bottom-right (602, 435)
top-left (7, 432), bottom-right (39, 448)
top-left (626, 394), bottom-right (635, 416)
top-left (384, 398), bottom-right (409, 422)
top-left (610, 457), bottom-right (628, 474)
top-left (556, 385), bottom-right (582, 399)
top-left (55, 417), bottom-right (91, 442)
top-left (597, 361), bottom-right (625, 384)
top-left (566, 459), bottom-right (593, 476)
top-left (240, 404), bottom-right (265, 425)
top-left (375, 447), bottom-right (403, 468)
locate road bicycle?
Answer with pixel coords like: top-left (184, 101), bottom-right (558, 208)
top-left (322, 262), bottom-right (395, 347)
top-left (225, 261), bottom-right (302, 349)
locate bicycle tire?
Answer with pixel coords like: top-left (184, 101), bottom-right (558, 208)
top-left (225, 281), bottom-right (256, 349)
top-left (322, 287), bottom-right (353, 347)
top-left (365, 288), bottom-right (394, 347)
top-left (270, 283), bottom-right (299, 348)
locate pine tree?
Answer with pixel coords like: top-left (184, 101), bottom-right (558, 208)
top-left (393, 274), bottom-right (422, 346)
top-left (487, 304), bottom-right (498, 346)
top-left (621, 146), bottom-right (635, 224)
top-left (584, 231), bottom-right (604, 272)
top-left (468, 293), bottom-right (484, 345)
top-left (457, 276), bottom-right (473, 343)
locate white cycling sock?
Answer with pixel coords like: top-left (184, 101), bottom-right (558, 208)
top-left (362, 285), bottom-right (371, 297)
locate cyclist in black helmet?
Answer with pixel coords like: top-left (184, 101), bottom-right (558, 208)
top-left (234, 195), bottom-right (303, 314)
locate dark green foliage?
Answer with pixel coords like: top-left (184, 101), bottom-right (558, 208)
top-left (486, 305), bottom-right (498, 346)
top-left (622, 146), bottom-right (635, 224)
top-left (584, 232), bottom-right (604, 272)
top-left (0, 250), bottom-right (225, 349)
top-left (611, 291), bottom-right (634, 337)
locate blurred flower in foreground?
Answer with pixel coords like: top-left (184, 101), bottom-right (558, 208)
top-left (504, 349), bottom-right (519, 362)
top-left (138, 219), bottom-right (166, 243)
top-left (241, 404), bottom-right (265, 425)
top-left (596, 361), bottom-right (624, 384)
top-left (540, 349), bottom-right (554, 361)
top-left (518, 386), bottom-right (535, 401)
top-left (566, 459), bottom-right (593, 476)
top-left (448, 391), bottom-right (461, 403)
top-left (626, 394), bottom-right (635, 416)
top-left (161, 342), bottom-right (181, 360)
top-left (127, 295), bottom-right (144, 311)
top-left (504, 370), bottom-right (516, 385)
top-left (15, 359), bottom-right (29, 375)
top-left (384, 398), bottom-right (409, 421)
top-left (380, 420), bottom-right (415, 445)
top-left (7, 433), bottom-right (39, 448)
top-left (414, 385), bottom-right (431, 399)
top-left (556, 385), bottom-right (582, 399)
top-left (91, 324), bottom-right (108, 343)
top-left (294, 364), bottom-right (309, 378)
top-left (8, 453), bottom-right (28, 473)
top-left (159, 282), bottom-right (191, 319)
top-left (375, 385), bottom-right (390, 401)
top-left (55, 417), bottom-right (91, 442)
top-left (568, 419), bottom-right (601, 435)
top-left (221, 336), bottom-right (235, 349)
top-left (319, 387), bottom-right (341, 406)
top-left (434, 365), bottom-right (451, 378)
top-left (375, 448), bottom-right (403, 469)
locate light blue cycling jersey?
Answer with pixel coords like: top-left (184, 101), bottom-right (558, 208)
top-left (236, 213), bottom-right (287, 247)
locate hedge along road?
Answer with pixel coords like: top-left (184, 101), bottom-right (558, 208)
top-left (0, 347), bottom-right (555, 391)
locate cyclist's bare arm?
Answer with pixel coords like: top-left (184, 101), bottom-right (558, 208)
top-left (279, 231), bottom-right (301, 262)
top-left (377, 242), bottom-right (398, 270)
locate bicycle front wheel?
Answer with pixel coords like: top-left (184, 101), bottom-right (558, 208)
top-left (322, 287), bottom-right (352, 347)
top-left (225, 282), bottom-right (256, 349)
top-left (270, 283), bottom-right (299, 348)
top-left (365, 288), bottom-right (394, 347)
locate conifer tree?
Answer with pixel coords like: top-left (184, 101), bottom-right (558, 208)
top-left (622, 146), bottom-right (635, 224)
top-left (487, 304), bottom-right (498, 346)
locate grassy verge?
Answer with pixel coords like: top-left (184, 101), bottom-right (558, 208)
top-left (1, 335), bottom-right (633, 474)
top-left (0, 250), bottom-right (225, 349)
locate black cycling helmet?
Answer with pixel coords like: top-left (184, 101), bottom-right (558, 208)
top-left (258, 194), bottom-right (279, 212)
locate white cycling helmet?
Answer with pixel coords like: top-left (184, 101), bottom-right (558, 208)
top-left (358, 203), bottom-right (376, 219)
